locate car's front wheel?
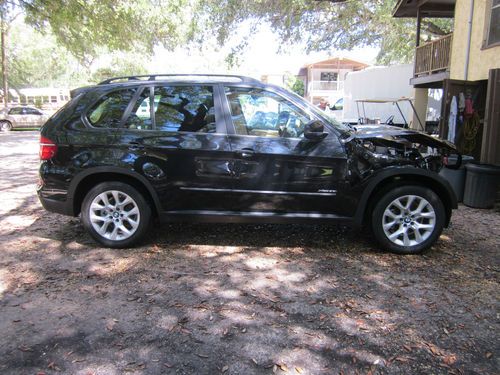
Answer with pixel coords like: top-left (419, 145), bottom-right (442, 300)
top-left (371, 185), bottom-right (445, 254)
top-left (81, 182), bottom-right (151, 248)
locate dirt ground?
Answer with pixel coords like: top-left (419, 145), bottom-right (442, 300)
top-left (0, 131), bottom-right (499, 375)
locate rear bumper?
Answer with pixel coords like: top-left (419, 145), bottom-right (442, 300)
top-left (37, 187), bottom-right (75, 216)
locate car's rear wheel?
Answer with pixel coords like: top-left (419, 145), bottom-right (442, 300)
top-left (81, 182), bottom-right (151, 248)
top-left (371, 185), bottom-right (445, 254)
top-left (0, 121), bottom-right (12, 132)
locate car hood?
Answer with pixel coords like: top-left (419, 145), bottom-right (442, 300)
top-left (348, 124), bottom-right (457, 151)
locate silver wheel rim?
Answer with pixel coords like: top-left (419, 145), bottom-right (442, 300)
top-left (89, 190), bottom-right (140, 241)
top-left (1, 122), bottom-right (11, 131)
top-left (382, 195), bottom-right (436, 247)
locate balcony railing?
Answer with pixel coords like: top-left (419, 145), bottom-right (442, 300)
top-left (308, 80), bottom-right (344, 92)
top-left (414, 33), bottom-right (453, 77)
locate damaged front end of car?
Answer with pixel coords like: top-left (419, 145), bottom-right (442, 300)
top-left (343, 126), bottom-right (461, 180)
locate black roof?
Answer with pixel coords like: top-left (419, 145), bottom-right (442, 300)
top-left (70, 74), bottom-right (276, 99)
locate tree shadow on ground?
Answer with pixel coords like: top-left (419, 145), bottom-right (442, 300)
top-left (1, 209), bottom-right (498, 374)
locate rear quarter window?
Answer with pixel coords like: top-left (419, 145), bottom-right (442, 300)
top-left (87, 88), bottom-right (136, 128)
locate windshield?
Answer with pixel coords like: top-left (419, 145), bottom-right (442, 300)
top-left (285, 89), bottom-right (352, 137)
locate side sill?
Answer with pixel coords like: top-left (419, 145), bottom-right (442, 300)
top-left (159, 210), bottom-right (354, 225)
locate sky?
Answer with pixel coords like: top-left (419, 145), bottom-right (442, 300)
top-left (148, 24), bottom-right (380, 78)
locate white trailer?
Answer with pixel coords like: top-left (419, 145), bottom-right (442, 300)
top-left (330, 64), bottom-right (441, 129)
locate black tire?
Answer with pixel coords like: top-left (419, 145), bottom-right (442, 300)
top-left (81, 182), bottom-right (151, 248)
top-left (371, 185), bottom-right (445, 254)
top-left (0, 121), bottom-right (12, 132)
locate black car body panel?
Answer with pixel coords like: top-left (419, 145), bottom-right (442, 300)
top-left (38, 75), bottom-right (459, 233)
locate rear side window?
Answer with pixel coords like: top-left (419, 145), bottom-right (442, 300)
top-left (87, 88), bottom-right (136, 128)
top-left (152, 85), bottom-right (215, 133)
top-left (9, 108), bottom-right (23, 115)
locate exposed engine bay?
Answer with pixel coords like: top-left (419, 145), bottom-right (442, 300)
top-left (343, 125), bottom-right (460, 179)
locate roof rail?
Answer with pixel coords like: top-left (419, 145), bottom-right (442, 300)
top-left (98, 74), bottom-right (261, 85)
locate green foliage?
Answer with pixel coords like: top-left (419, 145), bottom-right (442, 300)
top-left (90, 53), bottom-right (149, 84)
top-left (7, 21), bottom-right (87, 88)
top-left (34, 96), bottom-right (42, 108)
top-left (285, 74), bottom-right (305, 97)
top-left (1, 0), bottom-right (455, 92)
top-left (23, 0), bottom-right (197, 64)
top-left (201, 0), bottom-right (453, 64)
top-left (5, 18), bottom-right (152, 89)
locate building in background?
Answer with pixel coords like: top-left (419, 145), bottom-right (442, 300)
top-left (393, 0), bottom-right (500, 165)
top-left (2, 88), bottom-right (70, 113)
top-left (297, 57), bottom-right (369, 105)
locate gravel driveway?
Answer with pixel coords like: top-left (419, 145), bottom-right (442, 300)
top-left (0, 131), bottom-right (498, 375)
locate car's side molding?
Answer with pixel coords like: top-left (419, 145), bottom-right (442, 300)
top-left (68, 166), bottom-right (163, 216)
top-left (353, 167), bottom-right (458, 227)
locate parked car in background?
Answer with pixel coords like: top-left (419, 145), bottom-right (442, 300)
top-left (38, 74), bottom-right (460, 254)
top-left (0, 106), bottom-right (49, 131)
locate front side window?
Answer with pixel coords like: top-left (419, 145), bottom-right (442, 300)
top-left (25, 108), bottom-right (42, 115)
top-left (486, 0), bottom-right (500, 46)
top-left (225, 87), bottom-right (312, 138)
top-left (152, 85), bottom-right (215, 133)
top-left (87, 88), bottom-right (136, 128)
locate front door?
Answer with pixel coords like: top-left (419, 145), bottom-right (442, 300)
top-left (24, 107), bottom-right (45, 127)
top-left (222, 86), bottom-right (349, 216)
top-left (8, 107), bottom-right (26, 127)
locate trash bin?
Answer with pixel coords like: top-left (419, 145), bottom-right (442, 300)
top-left (463, 163), bottom-right (500, 208)
top-left (439, 155), bottom-right (475, 202)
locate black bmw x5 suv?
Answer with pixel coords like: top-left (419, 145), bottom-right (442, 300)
top-left (38, 74), bottom-right (459, 254)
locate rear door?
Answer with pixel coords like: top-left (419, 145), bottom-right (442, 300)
top-left (221, 86), bottom-right (350, 216)
top-left (113, 84), bottom-right (235, 213)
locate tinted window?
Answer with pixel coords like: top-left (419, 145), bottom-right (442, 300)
top-left (124, 87), bottom-right (153, 130)
top-left (225, 87), bottom-right (312, 138)
top-left (8, 107), bottom-right (23, 115)
top-left (153, 85), bottom-right (215, 133)
top-left (88, 88), bottom-right (136, 128)
top-left (25, 108), bottom-right (42, 115)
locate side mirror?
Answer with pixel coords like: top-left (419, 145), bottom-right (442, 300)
top-left (304, 120), bottom-right (328, 141)
top-left (443, 153), bottom-right (462, 170)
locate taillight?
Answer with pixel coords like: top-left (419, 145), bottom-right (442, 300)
top-left (40, 136), bottom-right (57, 160)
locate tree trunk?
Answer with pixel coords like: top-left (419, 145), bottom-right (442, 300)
top-left (1, 13), bottom-right (7, 108)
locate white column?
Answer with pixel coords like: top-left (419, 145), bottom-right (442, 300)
top-left (411, 88), bottom-right (428, 130)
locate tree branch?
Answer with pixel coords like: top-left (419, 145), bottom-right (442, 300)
top-left (421, 20), bottom-right (449, 36)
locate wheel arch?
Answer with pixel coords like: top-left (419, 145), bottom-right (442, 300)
top-left (354, 168), bottom-right (457, 228)
top-left (69, 167), bottom-right (162, 217)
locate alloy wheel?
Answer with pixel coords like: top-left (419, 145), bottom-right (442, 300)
top-left (89, 190), bottom-right (140, 241)
top-left (382, 195), bottom-right (436, 247)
